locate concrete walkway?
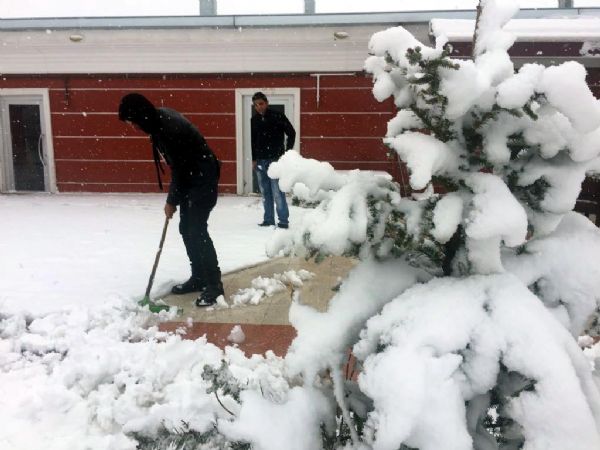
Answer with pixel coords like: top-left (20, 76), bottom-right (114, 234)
top-left (159, 255), bottom-right (356, 356)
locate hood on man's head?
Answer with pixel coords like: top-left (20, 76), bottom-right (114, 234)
top-left (118, 93), bottom-right (158, 134)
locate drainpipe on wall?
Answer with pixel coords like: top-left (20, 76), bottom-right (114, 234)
top-left (310, 73), bottom-right (356, 108)
top-left (199, 0), bottom-right (217, 15)
top-left (304, 0), bottom-right (315, 14)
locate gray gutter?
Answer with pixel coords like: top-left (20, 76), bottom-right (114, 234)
top-left (0, 8), bottom-right (599, 31)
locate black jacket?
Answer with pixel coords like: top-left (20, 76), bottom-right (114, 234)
top-left (251, 108), bottom-right (296, 161)
top-left (151, 108), bottom-right (220, 206)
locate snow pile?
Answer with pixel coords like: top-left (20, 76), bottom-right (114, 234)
top-left (268, 152), bottom-right (402, 259)
top-left (285, 259), bottom-right (428, 382)
top-left (504, 212), bottom-right (600, 337)
top-left (384, 131), bottom-right (461, 189)
top-left (227, 325), bottom-right (246, 344)
top-left (472, 0), bottom-right (519, 56)
top-left (230, 269), bottom-right (314, 306)
top-left (464, 172), bottom-right (528, 274)
top-left (218, 386), bottom-right (334, 450)
top-left (0, 299), bottom-right (289, 450)
top-left (0, 195), bottom-right (312, 449)
top-left (355, 273), bottom-right (600, 450)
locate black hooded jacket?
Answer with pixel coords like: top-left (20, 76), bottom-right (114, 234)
top-left (151, 108), bottom-right (220, 207)
top-left (251, 108), bottom-right (296, 161)
top-left (119, 94), bottom-right (219, 207)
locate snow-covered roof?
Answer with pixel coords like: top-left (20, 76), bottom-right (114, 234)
top-left (431, 17), bottom-right (600, 42)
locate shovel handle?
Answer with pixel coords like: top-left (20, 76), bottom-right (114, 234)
top-left (144, 216), bottom-right (170, 299)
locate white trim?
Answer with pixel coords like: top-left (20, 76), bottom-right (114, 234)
top-left (0, 26), bottom-right (386, 74)
top-left (0, 88), bottom-right (57, 193)
top-left (234, 88), bottom-right (301, 195)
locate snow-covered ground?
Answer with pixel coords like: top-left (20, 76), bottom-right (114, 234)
top-left (0, 193), bottom-right (303, 450)
top-left (0, 193), bottom-right (292, 315)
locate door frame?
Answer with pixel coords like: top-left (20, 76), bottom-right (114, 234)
top-left (0, 88), bottom-right (57, 193)
top-left (234, 87), bottom-right (301, 195)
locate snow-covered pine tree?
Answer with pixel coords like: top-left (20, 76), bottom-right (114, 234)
top-left (217, 1), bottom-right (600, 448)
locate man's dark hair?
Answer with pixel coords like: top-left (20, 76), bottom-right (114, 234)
top-left (252, 92), bottom-right (268, 103)
top-left (118, 93), bottom-right (158, 134)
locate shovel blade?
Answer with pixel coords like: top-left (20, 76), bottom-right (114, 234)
top-left (138, 296), bottom-right (172, 313)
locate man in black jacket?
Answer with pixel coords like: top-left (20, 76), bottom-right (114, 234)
top-left (251, 92), bottom-right (296, 228)
top-left (118, 93), bottom-right (223, 307)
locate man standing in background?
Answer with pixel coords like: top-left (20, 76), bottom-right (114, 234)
top-left (251, 91), bottom-right (296, 229)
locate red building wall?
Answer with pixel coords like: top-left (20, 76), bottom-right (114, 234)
top-left (0, 73), bottom-right (397, 194)
top-left (2, 63), bottom-right (597, 196)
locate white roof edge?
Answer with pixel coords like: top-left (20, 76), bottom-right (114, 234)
top-left (431, 17), bottom-right (600, 42)
top-left (0, 8), bottom-right (599, 31)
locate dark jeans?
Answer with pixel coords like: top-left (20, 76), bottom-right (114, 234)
top-left (178, 186), bottom-right (222, 293)
top-left (256, 159), bottom-right (289, 226)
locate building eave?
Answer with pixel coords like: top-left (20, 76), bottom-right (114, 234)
top-left (1, 9), bottom-right (599, 75)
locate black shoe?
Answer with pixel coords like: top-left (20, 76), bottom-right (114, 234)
top-left (277, 223), bottom-right (289, 229)
top-left (195, 285), bottom-right (224, 307)
top-left (171, 277), bottom-right (205, 295)
top-left (258, 221), bottom-right (275, 227)
top-left (195, 296), bottom-right (217, 307)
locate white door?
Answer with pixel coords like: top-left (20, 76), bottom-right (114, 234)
top-left (236, 89), bottom-right (300, 195)
top-left (0, 94), bottom-right (54, 192)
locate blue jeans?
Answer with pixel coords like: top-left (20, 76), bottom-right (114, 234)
top-left (256, 159), bottom-right (289, 226)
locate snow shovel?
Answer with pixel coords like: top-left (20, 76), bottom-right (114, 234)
top-left (138, 216), bottom-right (172, 313)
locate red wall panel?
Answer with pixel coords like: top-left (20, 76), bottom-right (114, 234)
top-left (53, 135), bottom-right (235, 161)
top-left (50, 113), bottom-right (235, 138)
top-left (49, 88), bottom-right (236, 114)
top-left (450, 41), bottom-right (588, 58)
top-left (53, 137), bottom-right (152, 160)
top-left (58, 182), bottom-right (159, 193)
top-left (300, 137), bottom-right (389, 161)
top-left (330, 160), bottom-right (397, 174)
top-left (55, 159), bottom-right (236, 189)
top-left (45, 74), bottom-right (318, 90)
top-left (0, 77), bottom-right (66, 89)
top-left (55, 160), bottom-right (162, 184)
top-left (301, 87), bottom-right (393, 113)
top-left (2, 73), bottom-right (397, 193)
top-left (58, 182), bottom-right (236, 194)
top-left (5, 68), bottom-right (596, 195)
top-left (301, 113), bottom-right (391, 137)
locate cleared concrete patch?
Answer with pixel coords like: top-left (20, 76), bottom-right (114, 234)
top-left (158, 255), bottom-right (357, 326)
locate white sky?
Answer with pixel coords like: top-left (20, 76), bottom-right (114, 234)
top-left (0, 0), bottom-right (598, 19)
